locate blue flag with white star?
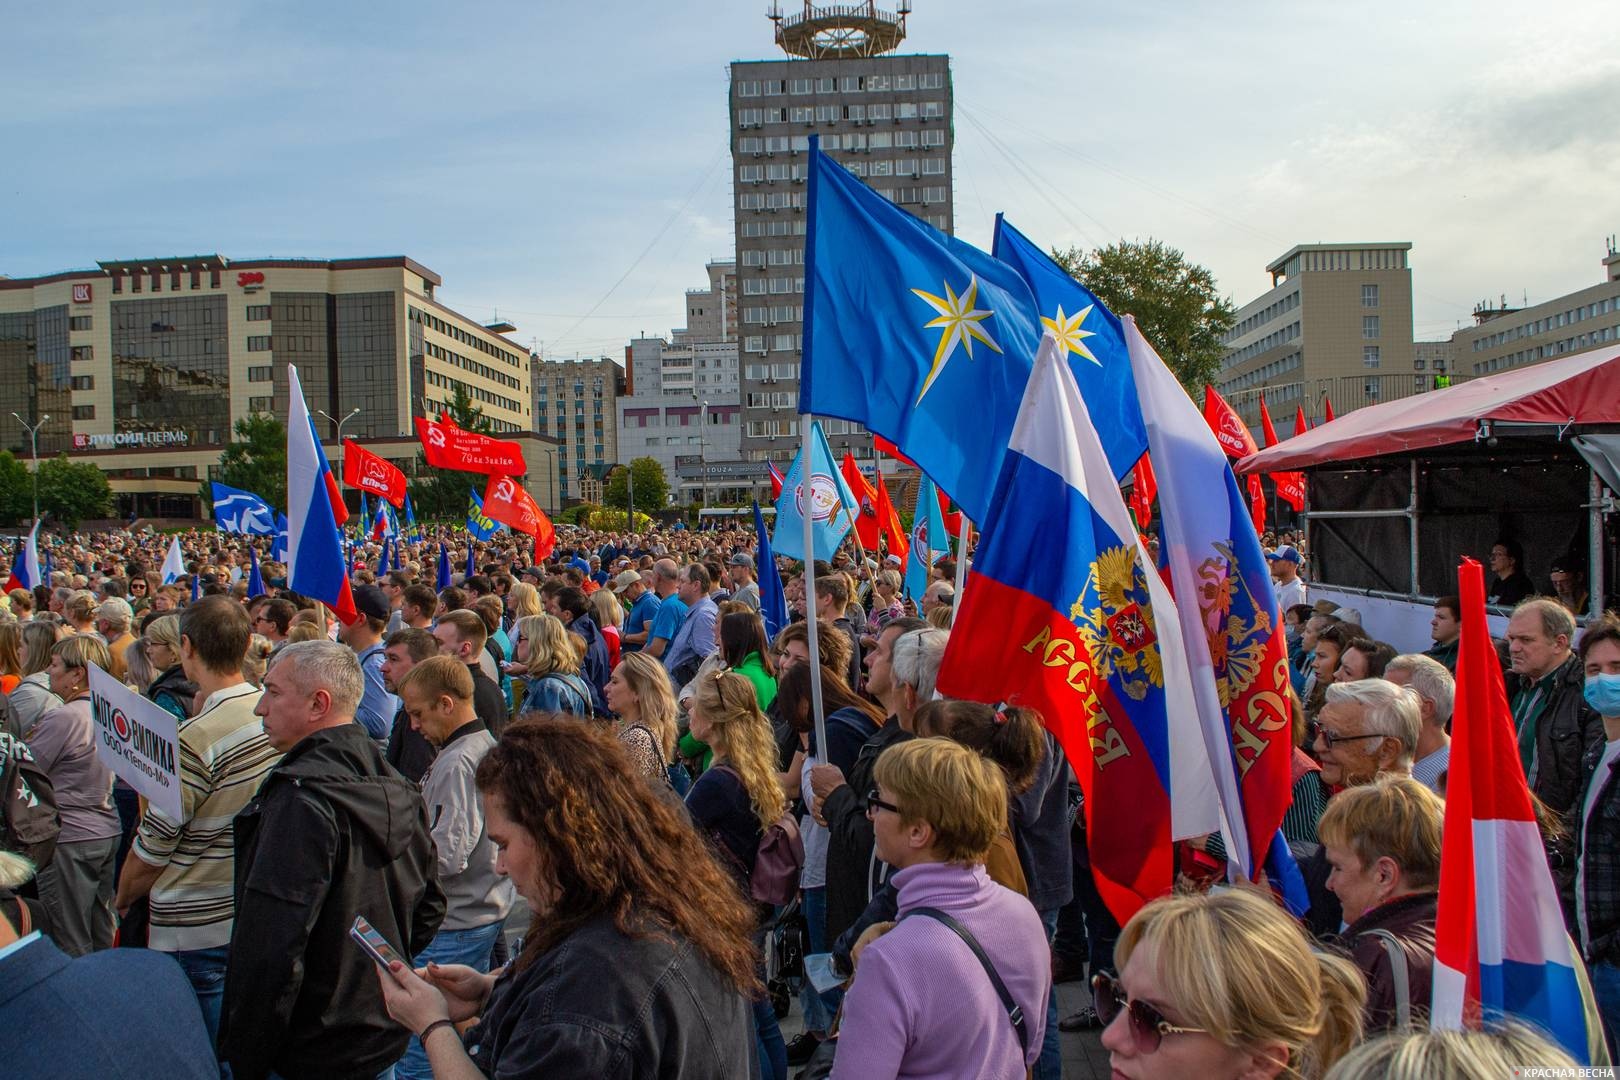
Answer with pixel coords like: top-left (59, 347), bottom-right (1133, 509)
top-left (992, 215), bottom-right (1146, 480)
top-left (801, 139), bottom-right (1046, 524)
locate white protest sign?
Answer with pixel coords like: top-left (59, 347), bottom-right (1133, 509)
top-left (89, 663), bottom-right (182, 822)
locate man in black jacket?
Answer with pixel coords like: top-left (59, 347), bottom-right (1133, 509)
top-left (1508, 598), bottom-right (1603, 817)
top-left (222, 640), bottom-right (445, 1080)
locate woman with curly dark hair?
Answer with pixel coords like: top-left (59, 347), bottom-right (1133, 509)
top-left (375, 716), bottom-right (758, 1078)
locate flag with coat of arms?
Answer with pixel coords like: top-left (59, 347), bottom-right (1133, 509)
top-left (771, 420), bottom-right (858, 562)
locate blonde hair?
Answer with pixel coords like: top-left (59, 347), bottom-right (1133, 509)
top-left (241, 635), bottom-right (273, 688)
top-left (0, 621), bottom-right (20, 678)
top-left (588, 587), bottom-right (624, 631)
top-left (1317, 775), bottom-right (1445, 889)
top-left (517, 614), bottom-right (580, 678)
top-left (65, 591), bottom-right (98, 625)
top-left (398, 654), bottom-right (475, 703)
top-left (872, 737), bottom-right (1007, 864)
top-left (287, 621), bottom-right (323, 644)
top-left (144, 614), bottom-right (183, 654)
top-left (1323, 1024), bottom-right (1576, 1080)
top-left (507, 581), bottom-right (542, 621)
top-left (1116, 888), bottom-right (1365, 1078)
top-left (925, 605), bottom-right (953, 630)
top-left (52, 633), bottom-right (112, 679)
top-left (692, 670), bottom-right (787, 832)
top-left (613, 652), bottom-right (678, 762)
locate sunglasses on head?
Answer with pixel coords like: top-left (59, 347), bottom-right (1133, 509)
top-left (1091, 972), bottom-right (1206, 1054)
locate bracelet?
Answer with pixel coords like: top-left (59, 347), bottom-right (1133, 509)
top-left (418, 1018), bottom-right (457, 1045)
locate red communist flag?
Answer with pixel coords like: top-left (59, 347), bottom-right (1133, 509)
top-left (342, 440), bottom-right (407, 507)
top-left (481, 475), bottom-right (556, 561)
top-left (874, 433), bottom-right (917, 468)
top-left (1128, 453), bottom-right (1157, 531)
top-left (1324, 397), bottom-right (1336, 423)
top-left (1202, 385), bottom-right (1259, 459)
top-left (1294, 404), bottom-right (1311, 435)
top-left (875, 472), bottom-right (909, 565)
top-left (415, 416), bottom-right (527, 475)
top-left (840, 452), bottom-right (881, 551)
top-left (1257, 397), bottom-right (1305, 512)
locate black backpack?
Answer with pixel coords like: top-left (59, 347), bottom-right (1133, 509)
top-left (0, 730), bottom-right (60, 870)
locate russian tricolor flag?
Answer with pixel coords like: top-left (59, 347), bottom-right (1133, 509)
top-left (936, 333), bottom-right (1219, 922)
top-left (1431, 556), bottom-right (1590, 1060)
top-left (3, 522), bottom-right (41, 594)
top-left (286, 365), bottom-right (358, 625)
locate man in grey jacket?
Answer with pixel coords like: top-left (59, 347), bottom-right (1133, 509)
top-left (393, 656), bottom-right (515, 1080)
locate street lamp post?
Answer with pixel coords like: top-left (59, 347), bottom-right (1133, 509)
top-left (11, 412), bottom-right (49, 523)
top-left (316, 407), bottom-right (362, 511)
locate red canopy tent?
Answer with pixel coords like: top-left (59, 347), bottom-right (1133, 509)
top-left (1239, 345), bottom-right (1620, 473)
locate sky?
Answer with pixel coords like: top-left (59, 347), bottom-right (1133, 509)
top-left (3, 1), bottom-right (1616, 359)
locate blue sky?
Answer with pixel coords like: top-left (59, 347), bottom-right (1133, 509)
top-left (4, 1), bottom-right (1615, 358)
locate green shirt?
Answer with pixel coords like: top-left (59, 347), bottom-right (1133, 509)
top-left (1512, 669), bottom-right (1560, 784)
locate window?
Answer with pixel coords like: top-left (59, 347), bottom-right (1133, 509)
top-left (1363, 346), bottom-right (1381, 368)
top-left (70, 376), bottom-right (94, 391)
top-left (920, 101), bottom-right (944, 118)
top-left (249, 396), bottom-right (273, 413)
top-left (247, 335), bottom-right (272, 352)
top-left (247, 365), bottom-right (273, 382)
top-left (895, 73), bottom-right (916, 91)
top-left (72, 405), bottom-right (95, 420)
top-left (71, 346), bottom-right (93, 363)
top-left (1362, 316), bottom-right (1380, 339)
top-left (247, 304), bottom-right (271, 321)
top-left (1361, 284), bottom-right (1379, 307)
top-left (70, 316), bottom-right (92, 331)
top-left (919, 73), bottom-right (944, 89)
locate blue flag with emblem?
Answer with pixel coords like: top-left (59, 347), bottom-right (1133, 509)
top-left (992, 215), bottom-right (1146, 480)
top-left (270, 513), bottom-right (288, 563)
top-left (771, 420), bottom-right (857, 562)
top-left (211, 482), bottom-right (279, 537)
top-left (402, 491), bottom-right (417, 536)
top-left (904, 474), bottom-right (948, 602)
top-left (800, 138), bottom-right (1046, 524)
top-left (466, 487), bottom-right (504, 540)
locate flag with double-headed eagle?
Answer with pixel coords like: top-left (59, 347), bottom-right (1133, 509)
top-left (992, 215), bottom-right (1146, 482)
top-left (799, 138), bottom-right (1045, 524)
top-left (1127, 319), bottom-right (1295, 892)
top-left (937, 333), bottom-right (1220, 922)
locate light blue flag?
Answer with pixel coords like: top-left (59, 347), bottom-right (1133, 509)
top-left (771, 421), bottom-right (858, 562)
top-left (211, 482), bottom-right (278, 536)
top-left (904, 474), bottom-right (948, 602)
top-left (403, 491), bottom-right (417, 535)
top-left (800, 138), bottom-right (1046, 524)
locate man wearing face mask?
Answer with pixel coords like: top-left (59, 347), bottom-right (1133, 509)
top-left (1574, 614), bottom-right (1620, 1051)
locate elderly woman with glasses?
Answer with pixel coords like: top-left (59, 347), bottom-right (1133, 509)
top-left (137, 614), bottom-right (197, 722)
top-left (1098, 888), bottom-right (1365, 1080)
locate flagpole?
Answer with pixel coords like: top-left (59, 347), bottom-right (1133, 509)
top-left (799, 416), bottom-right (829, 762)
top-left (949, 514), bottom-right (972, 628)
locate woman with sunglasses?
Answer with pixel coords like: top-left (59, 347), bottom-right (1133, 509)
top-left (833, 737), bottom-right (1050, 1080)
top-left (141, 614), bottom-right (197, 723)
top-left (1099, 888), bottom-right (1364, 1079)
top-left (685, 668), bottom-right (790, 1080)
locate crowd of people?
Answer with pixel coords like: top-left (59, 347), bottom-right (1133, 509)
top-left (0, 518), bottom-right (1613, 1078)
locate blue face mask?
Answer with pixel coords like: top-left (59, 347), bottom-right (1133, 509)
top-left (1585, 673), bottom-right (1620, 718)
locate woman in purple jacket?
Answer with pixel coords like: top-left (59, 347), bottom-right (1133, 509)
top-left (833, 737), bottom-right (1050, 1079)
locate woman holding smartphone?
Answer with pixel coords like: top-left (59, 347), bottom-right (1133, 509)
top-left (373, 717), bottom-right (757, 1078)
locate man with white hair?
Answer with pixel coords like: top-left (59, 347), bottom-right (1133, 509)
top-left (1385, 654), bottom-right (1455, 793)
top-left (94, 597), bottom-right (137, 682)
top-left (1311, 678), bottom-right (1422, 788)
top-left (921, 579), bottom-right (955, 618)
top-left (222, 641), bottom-right (444, 1080)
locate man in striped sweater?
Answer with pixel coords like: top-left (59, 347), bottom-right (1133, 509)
top-left (115, 595), bottom-right (281, 1054)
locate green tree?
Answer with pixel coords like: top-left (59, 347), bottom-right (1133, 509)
top-left (0, 450), bottom-right (32, 526)
top-left (605, 458), bottom-right (669, 520)
top-left (444, 384), bottom-right (492, 434)
top-left (38, 454), bottom-right (113, 527)
top-left (1051, 239), bottom-right (1235, 393)
top-left (211, 413), bottom-right (288, 512)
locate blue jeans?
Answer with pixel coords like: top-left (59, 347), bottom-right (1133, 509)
top-left (172, 944), bottom-right (230, 1056)
top-left (754, 991), bottom-right (787, 1080)
top-left (798, 886), bottom-right (836, 1035)
top-left (1032, 908), bottom-right (1061, 1080)
top-left (1591, 960), bottom-right (1620, 1060)
top-left (394, 921), bottom-right (503, 1080)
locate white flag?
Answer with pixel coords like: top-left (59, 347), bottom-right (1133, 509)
top-left (161, 537), bottom-right (186, 586)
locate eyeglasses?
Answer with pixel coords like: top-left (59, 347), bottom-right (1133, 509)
top-left (1315, 729), bottom-right (1388, 750)
top-left (1091, 972), bottom-right (1206, 1053)
top-left (865, 789), bottom-right (901, 816)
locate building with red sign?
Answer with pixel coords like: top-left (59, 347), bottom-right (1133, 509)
top-left (0, 254), bottom-right (558, 519)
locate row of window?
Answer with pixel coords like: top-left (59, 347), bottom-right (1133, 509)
top-left (741, 249), bottom-right (804, 267)
top-left (408, 306), bottom-right (524, 370)
top-left (840, 157), bottom-right (945, 178)
top-left (1472, 324), bottom-right (1620, 373)
top-left (70, 316), bottom-right (92, 331)
top-left (424, 369), bottom-right (522, 413)
top-left (743, 334), bottom-right (802, 353)
top-left (741, 277), bottom-right (804, 296)
top-left (1469, 297), bottom-right (1620, 351)
top-left (110, 267), bottom-right (223, 294)
top-left (742, 306), bottom-right (803, 325)
top-left (247, 305), bottom-right (272, 321)
top-left (1223, 320), bottom-right (1301, 369)
top-left (736, 73), bottom-right (945, 96)
top-left (1226, 290), bottom-right (1300, 344)
top-left (1220, 351), bottom-right (1302, 395)
top-left (740, 129), bottom-right (946, 154)
top-left (739, 191), bottom-right (805, 210)
top-left (740, 220), bottom-right (806, 238)
top-left (737, 100), bottom-right (946, 128)
top-left (418, 399), bottom-right (522, 434)
top-left (744, 362), bottom-right (801, 380)
top-left (425, 340), bottom-right (521, 391)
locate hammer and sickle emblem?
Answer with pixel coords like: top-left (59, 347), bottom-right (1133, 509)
top-left (495, 478), bottom-right (515, 502)
top-left (428, 426), bottom-right (446, 448)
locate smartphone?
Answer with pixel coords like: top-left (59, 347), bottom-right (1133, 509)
top-left (350, 915), bottom-right (404, 970)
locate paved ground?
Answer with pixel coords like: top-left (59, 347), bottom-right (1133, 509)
top-left (778, 973), bottom-right (1110, 1078)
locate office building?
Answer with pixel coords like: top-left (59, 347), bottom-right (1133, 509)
top-left (1216, 243), bottom-right (1417, 427)
top-left (531, 355), bottom-right (623, 502)
top-left (1454, 242), bottom-right (1620, 375)
top-left (731, 2), bottom-right (953, 464)
top-left (0, 254), bottom-right (556, 518)
top-left (619, 260), bottom-right (755, 505)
